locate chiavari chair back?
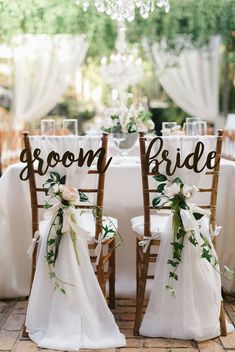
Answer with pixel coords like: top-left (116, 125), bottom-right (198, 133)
top-left (22, 131), bottom-right (116, 329)
top-left (133, 130), bottom-right (227, 336)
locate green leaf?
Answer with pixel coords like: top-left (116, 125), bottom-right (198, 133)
top-left (50, 172), bottom-right (61, 181)
top-left (172, 177), bottom-right (182, 184)
top-left (193, 212), bottom-right (204, 220)
top-left (169, 272), bottom-right (178, 280)
top-left (49, 271), bottom-right (55, 279)
top-left (79, 191), bottom-right (89, 202)
top-left (152, 196), bottom-right (162, 207)
top-left (44, 202), bottom-right (53, 209)
top-left (60, 288), bottom-right (66, 295)
top-left (178, 200), bottom-right (189, 210)
top-left (171, 241), bottom-right (184, 250)
top-left (176, 228), bottom-right (185, 239)
top-left (48, 239), bottom-right (56, 245)
top-left (201, 248), bottom-right (212, 262)
top-left (188, 234), bottom-right (198, 246)
top-left (167, 259), bottom-right (179, 267)
top-left (153, 174), bottom-right (167, 182)
top-left (156, 183), bottom-right (166, 193)
top-left (60, 175), bottom-right (66, 185)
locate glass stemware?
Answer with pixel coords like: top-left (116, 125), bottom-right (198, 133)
top-left (184, 121), bottom-right (207, 136)
top-left (63, 119), bottom-right (78, 135)
top-left (111, 132), bottom-right (126, 164)
top-left (161, 122), bottom-right (177, 136)
top-left (41, 119), bottom-right (55, 135)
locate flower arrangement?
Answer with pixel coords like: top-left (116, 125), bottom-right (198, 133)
top-left (152, 174), bottom-right (233, 296)
top-left (102, 105), bottom-right (155, 134)
top-left (41, 171), bottom-right (118, 293)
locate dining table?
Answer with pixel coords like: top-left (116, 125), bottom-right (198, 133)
top-left (0, 145), bottom-right (235, 298)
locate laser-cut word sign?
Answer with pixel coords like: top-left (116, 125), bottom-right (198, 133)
top-left (19, 137), bottom-right (219, 181)
top-left (19, 146), bottom-right (112, 181)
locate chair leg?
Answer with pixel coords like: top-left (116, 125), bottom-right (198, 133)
top-left (134, 240), bottom-right (150, 336)
top-left (109, 239), bottom-right (116, 309)
top-left (220, 301), bottom-right (227, 336)
top-left (22, 325), bottom-right (28, 338)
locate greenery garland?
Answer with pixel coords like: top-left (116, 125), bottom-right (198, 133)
top-left (152, 173), bottom-right (233, 296)
top-left (42, 171), bottom-right (120, 294)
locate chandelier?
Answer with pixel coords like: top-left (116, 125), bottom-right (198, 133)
top-left (75, 0), bottom-right (170, 22)
top-left (100, 22), bottom-right (143, 102)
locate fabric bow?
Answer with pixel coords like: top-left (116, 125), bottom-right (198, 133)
top-left (44, 203), bottom-right (90, 239)
top-left (27, 230), bottom-right (40, 257)
top-left (209, 224), bottom-right (222, 238)
top-left (180, 203), bottom-right (210, 232)
top-left (138, 231), bottom-right (160, 253)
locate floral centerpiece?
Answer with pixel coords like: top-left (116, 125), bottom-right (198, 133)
top-left (101, 104), bottom-right (155, 134)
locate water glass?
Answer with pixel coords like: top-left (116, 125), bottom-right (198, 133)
top-left (41, 119), bottom-right (55, 135)
top-left (63, 119), bottom-right (78, 135)
top-left (186, 117), bottom-right (201, 123)
top-left (184, 121), bottom-right (207, 136)
top-left (162, 122), bottom-right (177, 130)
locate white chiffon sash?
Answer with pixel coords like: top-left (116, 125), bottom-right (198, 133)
top-left (140, 214), bottom-right (223, 341)
top-left (26, 216), bottom-right (125, 350)
top-left (140, 136), bottom-right (234, 341)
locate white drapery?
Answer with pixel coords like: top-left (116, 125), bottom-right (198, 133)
top-left (150, 36), bottom-right (221, 123)
top-left (12, 34), bottom-right (89, 129)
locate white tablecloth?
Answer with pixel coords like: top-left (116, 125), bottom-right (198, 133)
top-left (0, 157), bottom-right (235, 298)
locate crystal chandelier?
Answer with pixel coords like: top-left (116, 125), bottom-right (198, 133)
top-left (100, 22), bottom-right (143, 103)
top-left (75, 0), bottom-right (170, 22)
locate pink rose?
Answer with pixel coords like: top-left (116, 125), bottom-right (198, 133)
top-left (62, 186), bottom-right (78, 202)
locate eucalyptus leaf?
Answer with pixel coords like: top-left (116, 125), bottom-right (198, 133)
top-left (152, 196), bottom-right (162, 207)
top-left (153, 174), bottom-right (167, 182)
top-left (79, 191), bottom-right (89, 202)
top-left (172, 177), bottom-right (182, 184)
top-left (156, 183), bottom-right (166, 193)
top-left (178, 200), bottom-right (189, 210)
top-left (60, 175), bottom-right (66, 185)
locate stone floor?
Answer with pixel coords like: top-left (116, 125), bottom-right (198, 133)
top-left (0, 296), bottom-right (235, 352)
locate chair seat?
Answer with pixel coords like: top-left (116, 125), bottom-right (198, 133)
top-left (131, 214), bottom-right (170, 238)
top-left (78, 211), bottom-right (118, 243)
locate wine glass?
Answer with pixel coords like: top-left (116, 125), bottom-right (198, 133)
top-left (111, 132), bottom-right (126, 164)
top-left (41, 119), bottom-right (55, 135)
top-left (63, 119), bottom-right (78, 135)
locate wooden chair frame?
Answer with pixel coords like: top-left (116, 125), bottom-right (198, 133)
top-left (134, 130), bottom-right (227, 337)
top-left (22, 131), bottom-right (116, 335)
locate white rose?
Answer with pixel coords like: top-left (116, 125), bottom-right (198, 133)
top-left (138, 122), bottom-right (148, 132)
top-left (103, 117), bottom-right (113, 130)
top-left (52, 184), bottom-right (60, 193)
top-left (164, 182), bottom-right (180, 198)
top-left (62, 186), bottom-right (79, 202)
top-left (147, 119), bottom-right (155, 130)
top-left (182, 184), bottom-right (199, 198)
top-left (59, 184), bottom-right (64, 192)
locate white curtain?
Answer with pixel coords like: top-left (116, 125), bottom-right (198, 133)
top-left (12, 34), bottom-right (89, 129)
top-left (150, 36), bottom-right (221, 123)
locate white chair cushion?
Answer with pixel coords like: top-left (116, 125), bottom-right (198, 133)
top-left (131, 214), bottom-right (170, 238)
top-left (78, 210), bottom-right (118, 243)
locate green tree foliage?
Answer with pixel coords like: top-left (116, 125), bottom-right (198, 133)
top-left (0, 0), bottom-right (234, 56)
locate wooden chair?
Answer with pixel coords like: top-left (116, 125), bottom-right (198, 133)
top-left (133, 130), bottom-right (227, 336)
top-left (22, 131), bottom-right (116, 335)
